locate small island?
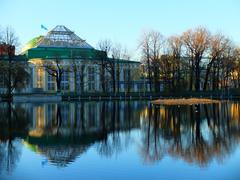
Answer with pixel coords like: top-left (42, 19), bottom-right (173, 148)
top-left (151, 98), bottom-right (220, 105)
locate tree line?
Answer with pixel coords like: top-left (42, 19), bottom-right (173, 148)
top-left (139, 27), bottom-right (240, 92)
top-left (0, 26), bottom-right (29, 100)
top-left (1, 25), bottom-right (240, 98)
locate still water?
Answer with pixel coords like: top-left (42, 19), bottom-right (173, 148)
top-left (0, 100), bottom-right (240, 180)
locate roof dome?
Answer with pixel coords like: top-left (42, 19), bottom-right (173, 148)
top-left (38, 25), bottom-right (93, 49)
top-left (21, 36), bottom-right (43, 53)
top-left (22, 25), bottom-right (94, 54)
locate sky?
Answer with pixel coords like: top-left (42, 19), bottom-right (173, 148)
top-left (1, 0), bottom-right (240, 59)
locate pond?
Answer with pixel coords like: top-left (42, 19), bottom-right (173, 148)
top-left (0, 100), bottom-right (240, 180)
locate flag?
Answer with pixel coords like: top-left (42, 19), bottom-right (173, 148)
top-left (41, 25), bottom-right (48, 31)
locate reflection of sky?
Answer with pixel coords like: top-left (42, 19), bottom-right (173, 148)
top-left (201, 120), bottom-right (211, 143)
top-left (1, 131), bottom-right (240, 180)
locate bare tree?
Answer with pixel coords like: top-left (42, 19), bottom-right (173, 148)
top-left (69, 57), bottom-right (79, 93)
top-left (111, 43), bottom-right (123, 93)
top-left (139, 31), bottom-right (153, 92)
top-left (104, 58), bottom-right (117, 93)
top-left (233, 48), bottom-right (240, 88)
top-left (139, 30), bottom-right (164, 92)
top-left (219, 44), bottom-right (236, 90)
top-left (167, 35), bottom-right (183, 90)
top-left (43, 58), bottom-right (65, 92)
top-left (122, 47), bottom-right (132, 93)
top-left (97, 40), bottom-right (129, 93)
top-left (0, 26), bottom-right (28, 99)
top-left (79, 64), bottom-right (87, 93)
top-left (0, 26), bottom-right (19, 47)
top-left (0, 61), bottom-right (29, 92)
top-left (182, 27), bottom-right (210, 91)
top-left (203, 34), bottom-right (230, 90)
top-left (97, 39), bottom-right (112, 92)
top-left (97, 39), bottom-right (112, 56)
top-left (68, 54), bottom-right (88, 94)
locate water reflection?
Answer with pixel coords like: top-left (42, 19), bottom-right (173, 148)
top-left (0, 103), bottom-right (30, 174)
top-left (0, 101), bottom-right (240, 174)
top-left (24, 101), bottom-right (144, 167)
top-left (140, 103), bottom-right (240, 166)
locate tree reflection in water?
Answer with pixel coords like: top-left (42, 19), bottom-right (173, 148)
top-left (140, 102), bottom-right (240, 166)
top-left (96, 101), bottom-right (138, 158)
top-left (1, 101), bottom-right (240, 173)
top-left (0, 102), bottom-right (30, 174)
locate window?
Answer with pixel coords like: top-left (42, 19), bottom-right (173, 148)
top-left (61, 71), bottom-right (69, 90)
top-left (123, 69), bottom-right (129, 81)
top-left (76, 65), bottom-right (86, 92)
top-left (76, 71), bottom-right (81, 91)
top-left (37, 68), bottom-right (44, 88)
top-left (88, 66), bottom-right (95, 91)
top-left (47, 74), bottom-right (55, 91)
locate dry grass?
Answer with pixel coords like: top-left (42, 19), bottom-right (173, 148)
top-left (151, 98), bottom-right (220, 105)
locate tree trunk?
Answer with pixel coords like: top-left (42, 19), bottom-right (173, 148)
top-left (212, 68), bottom-right (216, 90)
top-left (117, 62), bottom-right (120, 93)
top-left (153, 66), bottom-right (160, 93)
top-left (147, 56), bottom-right (152, 92)
top-left (80, 65), bottom-right (85, 93)
top-left (189, 59), bottom-right (194, 91)
top-left (127, 67), bottom-right (131, 93)
top-left (101, 66), bottom-right (105, 93)
top-left (203, 60), bottom-right (214, 90)
top-left (176, 59), bottom-right (181, 89)
top-left (216, 63), bottom-right (220, 90)
top-left (100, 58), bottom-right (106, 93)
top-left (195, 58), bottom-right (201, 91)
top-left (112, 67), bottom-right (116, 93)
top-left (112, 75), bottom-right (116, 93)
top-left (56, 76), bottom-right (61, 92)
top-left (7, 53), bottom-right (13, 101)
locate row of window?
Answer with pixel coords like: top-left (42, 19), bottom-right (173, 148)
top-left (46, 67), bottom-right (95, 91)
top-left (43, 104), bottom-right (100, 128)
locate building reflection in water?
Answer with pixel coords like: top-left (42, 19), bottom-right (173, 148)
top-left (1, 101), bottom-right (240, 172)
top-left (24, 101), bottom-right (145, 167)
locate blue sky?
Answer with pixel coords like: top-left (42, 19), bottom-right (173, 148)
top-left (1, 0), bottom-right (240, 58)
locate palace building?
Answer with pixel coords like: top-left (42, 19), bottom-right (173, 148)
top-left (21, 25), bottom-right (142, 94)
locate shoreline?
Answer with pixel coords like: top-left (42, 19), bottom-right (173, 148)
top-left (0, 93), bottom-right (238, 103)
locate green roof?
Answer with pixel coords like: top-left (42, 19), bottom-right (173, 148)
top-left (0, 55), bottom-right (28, 61)
top-left (21, 25), bottom-right (140, 64)
top-left (108, 58), bottom-right (140, 64)
top-left (25, 47), bottom-right (105, 60)
top-left (24, 47), bottom-right (140, 64)
top-left (21, 36), bottom-right (44, 53)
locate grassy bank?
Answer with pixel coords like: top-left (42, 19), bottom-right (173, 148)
top-left (151, 98), bottom-right (220, 105)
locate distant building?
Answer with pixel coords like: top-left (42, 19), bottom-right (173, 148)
top-left (21, 25), bottom-right (143, 93)
top-left (0, 43), bottom-right (15, 56)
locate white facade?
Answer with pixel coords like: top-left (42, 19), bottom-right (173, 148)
top-left (29, 59), bottom-right (140, 93)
